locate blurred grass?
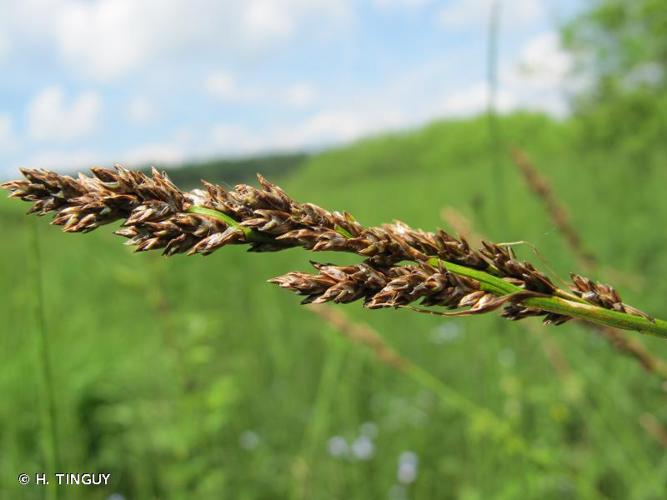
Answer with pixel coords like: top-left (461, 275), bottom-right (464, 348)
top-left (2, 112), bottom-right (667, 499)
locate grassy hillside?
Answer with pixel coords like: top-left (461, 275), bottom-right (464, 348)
top-left (2, 112), bottom-right (667, 499)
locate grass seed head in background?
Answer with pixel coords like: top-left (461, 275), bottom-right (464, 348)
top-left (3, 165), bottom-right (667, 338)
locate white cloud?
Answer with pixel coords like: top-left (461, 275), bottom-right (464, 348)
top-left (426, 31), bottom-right (573, 119)
top-left (27, 87), bottom-right (101, 142)
top-left (55, 1), bottom-right (154, 80)
top-left (18, 130), bottom-right (189, 172)
top-left (118, 128), bottom-right (192, 166)
top-left (3, 1), bottom-right (65, 37)
top-left (0, 114), bottom-right (19, 151)
top-left (126, 97), bottom-right (156, 125)
top-left (236, 0), bottom-right (352, 48)
top-left (241, 1), bottom-right (294, 43)
top-left (428, 32), bottom-right (573, 119)
top-left (205, 72), bottom-right (235, 100)
top-left (203, 33), bottom-right (570, 157)
top-left (372, 0), bottom-right (433, 11)
top-left (206, 72), bottom-right (318, 107)
top-left (514, 32), bottom-right (573, 87)
top-left (3, 0), bottom-right (353, 80)
top-left (121, 143), bottom-right (186, 167)
top-left (208, 107), bottom-right (405, 155)
top-left (54, 0), bottom-right (158, 79)
top-left (272, 109), bottom-right (405, 148)
top-left (500, 31), bottom-right (574, 116)
top-left (437, 0), bottom-right (544, 30)
top-left (209, 123), bottom-right (263, 153)
top-left (0, 0), bottom-right (579, 167)
top-left (440, 82), bottom-right (517, 117)
top-left (204, 71), bottom-right (259, 102)
top-left (284, 83), bottom-right (318, 108)
top-left (0, 31), bottom-right (10, 62)
top-left (18, 149), bottom-right (101, 171)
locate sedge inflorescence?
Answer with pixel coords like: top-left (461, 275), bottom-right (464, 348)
top-left (1, 166), bottom-right (661, 336)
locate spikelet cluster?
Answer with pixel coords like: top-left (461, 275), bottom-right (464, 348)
top-left (1, 166), bottom-right (648, 325)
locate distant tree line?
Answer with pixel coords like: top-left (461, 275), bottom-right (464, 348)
top-left (140, 152), bottom-right (309, 188)
top-left (563, 0), bottom-right (667, 160)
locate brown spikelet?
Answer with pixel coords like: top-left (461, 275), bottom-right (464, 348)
top-left (570, 274), bottom-right (654, 321)
top-left (480, 241), bottom-right (557, 294)
top-left (271, 261), bottom-right (563, 324)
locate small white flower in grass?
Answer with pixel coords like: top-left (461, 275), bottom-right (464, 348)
top-left (327, 436), bottom-right (349, 458)
top-left (430, 322), bottom-right (462, 344)
top-left (397, 451), bottom-right (418, 484)
top-left (239, 430), bottom-right (260, 450)
top-left (351, 435), bottom-right (375, 460)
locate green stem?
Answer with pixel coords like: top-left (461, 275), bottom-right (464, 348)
top-left (188, 206), bottom-right (250, 237)
top-left (31, 221), bottom-right (61, 500)
top-left (426, 258), bottom-right (667, 339)
top-left (190, 204), bottom-right (667, 339)
top-left (188, 205), bottom-right (273, 244)
top-left (487, 0), bottom-right (505, 226)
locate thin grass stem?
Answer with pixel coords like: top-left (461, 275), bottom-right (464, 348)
top-left (486, 0), bottom-right (505, 225)
top-left (31, 220), bottom-right (61, 500)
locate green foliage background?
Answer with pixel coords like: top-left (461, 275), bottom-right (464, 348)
top-left (3, 1), bottom-right (667, 498)
top-left (563, 0), bottom-right (667, 160)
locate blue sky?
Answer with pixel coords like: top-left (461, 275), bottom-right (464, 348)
top-left (0, 0), bottom-right (584, 177)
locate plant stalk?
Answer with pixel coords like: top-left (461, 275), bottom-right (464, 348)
top-left (427, 258), bottom-right (667, 338)
top-left (31, 221), bottom-right (61, 500)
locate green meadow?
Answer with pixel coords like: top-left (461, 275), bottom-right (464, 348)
top-left (2, 112), bottom-right (667, 499)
